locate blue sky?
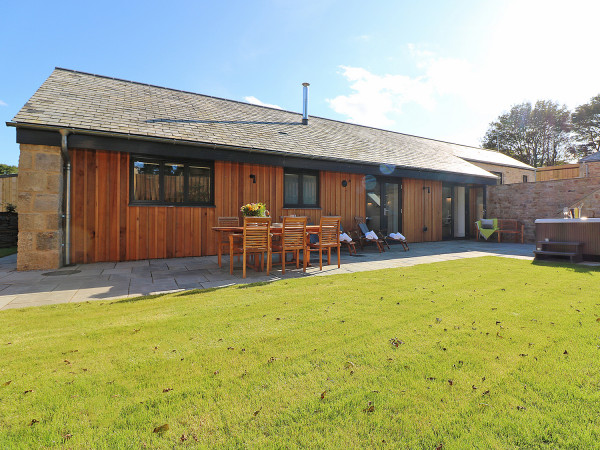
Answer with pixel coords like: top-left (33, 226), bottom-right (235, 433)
top-left (1, 0), bottom-right (599, 166)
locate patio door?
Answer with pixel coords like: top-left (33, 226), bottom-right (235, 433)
top-left (442, 184), bottom-right (468, 240)
top-left (365, 176), bottom-right (402, 234)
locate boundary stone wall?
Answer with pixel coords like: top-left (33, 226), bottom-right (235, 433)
top-left (487, 177), bottom-right (600, 242)
top-left (17, 144), bottom-right (64, 270)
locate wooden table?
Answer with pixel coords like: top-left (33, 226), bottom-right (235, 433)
top-left (212, 224), bottom-right (321, 268)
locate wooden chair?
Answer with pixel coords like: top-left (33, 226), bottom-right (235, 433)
top-left (272, 216), bottom-right (307, 274)
top-left (353, 218), bottom-right (387, 252)
top-left (306, 216), bottom-right (341, 270)
top-left (340, 224), bottom-right (357, 255)
top-left (229, 217), bottom-right (272, 278)
top-left (354, 216), bottom-right (390, 250)
top-left (217, 216), bottom-right (240, 267)
top-left (386, 233), bottom-right (409, 251)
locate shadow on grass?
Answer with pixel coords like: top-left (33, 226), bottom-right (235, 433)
top-left (112, 287), bottom-right (227, 304)
top-left (237, 281), bottom-right (274, 289)
top-left (532, 260), bottom-right (600, 274)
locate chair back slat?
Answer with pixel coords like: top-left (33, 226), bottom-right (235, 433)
top-left (218, 216), bottom-right (239, 227)
top-left (282, 216), bottom-right (307, 248)
top-left (354, 216), bottom-right (366, 228)
top-left (243, 217), bottom-right (271, 250)
top-left (320, 216), bottom-right (340, 245)
top-left (358, 222), bottom-right (369, 236)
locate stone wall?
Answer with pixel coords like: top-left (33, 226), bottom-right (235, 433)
top-left (17, 144), bottom-right (64, 270)
top-left (469, 161), bottom-right (535, 184)
top-left (580, 161), bottom-right (600, 178)
top-left (487, 176), bottom-right (600, 242)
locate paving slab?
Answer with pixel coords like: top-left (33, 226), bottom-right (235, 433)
top-left (0, 241), bottom-right (539, 310)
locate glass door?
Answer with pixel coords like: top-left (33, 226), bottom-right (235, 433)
top-left (442, 184), bottom-right (453, 239)
top-left (383, 182), bottom-right (400, 234)
top-left (365, 176), bottom-right (381, 231)
top-left (365, 176), bottom-right (402, 235)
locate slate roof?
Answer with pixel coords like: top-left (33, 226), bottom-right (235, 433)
top-left (445, 145), bottom-right (535, 170)
top-left (11, 68), bottom-right (497, 180)
top-left (580, 152), bottom-right (600, 162)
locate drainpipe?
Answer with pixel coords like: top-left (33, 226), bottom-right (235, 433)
top-left (59, 130), bottom-right (71, 266)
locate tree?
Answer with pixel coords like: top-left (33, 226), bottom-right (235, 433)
top-left (571, 94), bottom-right (600, 159)
top-left (0, 164), bottom-right (17, 175)
top-left (481, 101), bottom-right (572, 167)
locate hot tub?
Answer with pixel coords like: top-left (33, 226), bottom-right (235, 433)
top-left (535, 218), bottom-right (600, 260)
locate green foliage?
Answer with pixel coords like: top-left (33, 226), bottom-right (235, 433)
top-left (571, 94), bottom-right (600, 158)
top-left (0, 164), bottom-right (17, 175)
top-left (1, 258), bottom-right (599, 448)
top-left (0, 247), bottom-right (16, 258)
top-left (482, 101), bottom-right (571, 167)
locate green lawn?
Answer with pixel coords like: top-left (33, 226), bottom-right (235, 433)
top-left (0, 247), bottom-right (17, 258)
top-left (1, 257), bottom-right (599, 448)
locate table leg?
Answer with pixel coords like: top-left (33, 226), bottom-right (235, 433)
top-left (217, 231), bottom-right (222, 267)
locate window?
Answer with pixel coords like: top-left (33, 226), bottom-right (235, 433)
top-left (490, 171), bottom-right (503, 185)
top-left (522, 175), bottom-right (528, 183)
top-left (284, 169), bottom-right (319, 207)
top-left (131, 157), bottom-right (213, 205)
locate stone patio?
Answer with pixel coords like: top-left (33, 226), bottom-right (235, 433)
top-left (0, 240), bottom-right (535, 310)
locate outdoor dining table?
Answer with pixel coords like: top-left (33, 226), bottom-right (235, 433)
top-left (212, 223), bottom-right (321, 268)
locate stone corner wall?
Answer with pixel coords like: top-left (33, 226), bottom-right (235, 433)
top-left (580, 161), bottom-right (600, 178)
top-left (486, 177), bottom-right (600, 242)
top-left (17, 144), bottom-right (64, 271)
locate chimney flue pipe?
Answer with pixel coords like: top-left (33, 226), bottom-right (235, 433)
top-left (302, 82), bottom-right (310, 125)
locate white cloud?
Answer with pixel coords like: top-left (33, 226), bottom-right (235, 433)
top-left (326, 65), bottom-right (437, 128)
top-left (0, 100), bottom-right (7, 107)
top-left (326, 52), bottom-right (479, 129)
top-left (244, 96), bottom-right (282, 109)
top-left (328, 0), bottom-right (600, 143)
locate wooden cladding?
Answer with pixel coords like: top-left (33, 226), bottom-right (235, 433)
top-left (70, 149), bottom-right (366, 263)
top-left (536, 164), bottom-right (580, 181)
top-left (401, 179), bottom-right (442, 243)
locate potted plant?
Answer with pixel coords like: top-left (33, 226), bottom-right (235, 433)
top-left (240, 202), bottom-right (269, 217)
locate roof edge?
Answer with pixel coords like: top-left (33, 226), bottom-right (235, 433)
top-left (461, 157), bottom-right (536, 171)
top-left (12, 122), bottom-right (498, 183)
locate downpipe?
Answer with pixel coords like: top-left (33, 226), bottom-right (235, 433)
top-left (59, 130), bottom-right (71, 266)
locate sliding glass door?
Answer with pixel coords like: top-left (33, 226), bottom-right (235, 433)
top-left (365, 176), bottom-right (402, 234)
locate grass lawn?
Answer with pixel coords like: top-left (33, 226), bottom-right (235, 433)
top-left (1, 257), bottom-right (599, 448)
top-left (0, 247), bottom-right (17, 258)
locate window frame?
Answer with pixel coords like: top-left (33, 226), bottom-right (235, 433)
top-left (129, 155), bottom-right (215, 206)
top-left (522, 175), bottom-right (528, 183)
top-left (283, 168), bottom-right (320, 208)
top-left (490, 171), bottom-right (503, 185)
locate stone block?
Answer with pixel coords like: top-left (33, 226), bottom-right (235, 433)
top-left (18, 231), bottom-right (35, 252)
top-left (46, 173), bottom-right (62, 193)
top-left (36, 231), bottom-right (59, 251)
top-left (18, 250), bottom-right (61, 271)
top-left (17, 191), bottom-right (33, 212)
top-left (17, 172), bottom-right (47, 193)
top-left (45, 213), bottom-right (62, 230)
top-left (18, 151), bottom-right (33, 171)
top-left (35, 152), bottom-right (62, 172)
top-left (33, 193), bottom-right (61, 212)
top-left (18, 213), bottom-right (46, 231)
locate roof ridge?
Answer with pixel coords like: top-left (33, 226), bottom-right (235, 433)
top-left (52, 67), bottom-right (487, 152)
